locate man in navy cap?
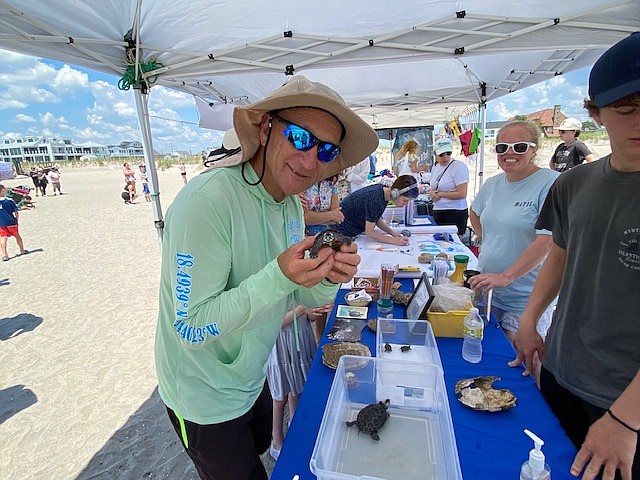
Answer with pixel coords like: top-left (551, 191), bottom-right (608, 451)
top-left (511, 32), bottom-right (640, 480)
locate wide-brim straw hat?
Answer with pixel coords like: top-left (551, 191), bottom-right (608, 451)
top-left (213, 75), bottom-right (379, 177)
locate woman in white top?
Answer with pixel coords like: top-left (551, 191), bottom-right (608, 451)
top-left (393, 139), bottom-right (419, 177)
top-left (428, 137), bottom-right (469, 237)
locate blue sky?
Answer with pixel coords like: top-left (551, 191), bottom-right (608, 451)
top-left (0, 50), bottom-right (592, 153)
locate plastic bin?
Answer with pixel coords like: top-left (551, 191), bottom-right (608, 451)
top-left (310, 355), bottom-right (462, 480)
top-left (376, 318), bottom-right (442, 370)
top-left (426, 310), bottom-right (469, 338)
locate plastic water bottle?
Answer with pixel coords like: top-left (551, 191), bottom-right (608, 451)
top-left (462, 307), bottom-right (483, 363)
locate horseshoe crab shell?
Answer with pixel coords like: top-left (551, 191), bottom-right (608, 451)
top-left (454, 376), bottom-right (516, 412)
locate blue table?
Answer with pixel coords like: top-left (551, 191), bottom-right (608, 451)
top-left (272, 288), bottom-right (577, 480)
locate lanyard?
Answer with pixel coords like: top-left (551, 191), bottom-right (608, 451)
top-left (434, 159), bottom-right (455, 190)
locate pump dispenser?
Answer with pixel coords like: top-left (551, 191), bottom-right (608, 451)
top-left (520, 429), bottom-right (551, 480)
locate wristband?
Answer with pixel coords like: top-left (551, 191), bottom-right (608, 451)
top-left (607, 409), bottom-right (640, 433)
top-left (324, 278), bottom-right (339, 285)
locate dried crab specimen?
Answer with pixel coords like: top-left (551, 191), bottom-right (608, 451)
top-left (454, 376), bottom-right (517, 412)
top-left (309, 229), bottom-right (353, 258)
top-left (390, 282), bottom-right (411, 305)
top-left (321, 342), bottom-right (371, 370)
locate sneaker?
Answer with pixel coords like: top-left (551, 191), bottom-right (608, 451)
top-left (2, 256), bottom-right (8, 262)
top-left (269, 444), bottom-right (280, 461)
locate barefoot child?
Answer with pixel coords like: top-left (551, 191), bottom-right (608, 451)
top-left (0, 184), bottom-right (28, 261)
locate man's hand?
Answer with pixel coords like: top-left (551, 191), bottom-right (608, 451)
top-left (324, 241), bottom-right (361, 285)
top-left (570, 413), bottom-right (637, 479)
top-left (277, 235), bottom-right (336, 288)
top-left (509, 326), bottom-right (544, 377)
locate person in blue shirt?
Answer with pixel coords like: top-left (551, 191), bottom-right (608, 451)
top-left (0, 184), bottom-right (28, 261)
top-left (468, 120), bottom-right (559, 386)
top-left (334, 175), bottom-right (417, 246)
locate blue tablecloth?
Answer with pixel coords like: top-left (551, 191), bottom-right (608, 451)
top-left (272, 288), bottom-right (577, 480)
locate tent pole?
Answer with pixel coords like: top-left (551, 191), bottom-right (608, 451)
top-left (134, 87), bottom-right (164, 247)
top-left (477, 101), bottom-right (487, 191)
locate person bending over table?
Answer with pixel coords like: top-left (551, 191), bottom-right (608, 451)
top-left (333, 175), bottom-right (417, 246)
top-left (154, 76), bottom-right (377, 480)
top-left (468, 120), bottom-right (559, 386)
top-left (511, 33), bottom-right (640, 480)
top-left (428, 137), bottom-right (470, 238)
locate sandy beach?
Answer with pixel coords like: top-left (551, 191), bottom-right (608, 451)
top-left (0, 140), bottom-right (611, 479)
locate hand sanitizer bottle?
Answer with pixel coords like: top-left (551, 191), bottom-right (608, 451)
top-left (520, 429), bottom-right (551, 480)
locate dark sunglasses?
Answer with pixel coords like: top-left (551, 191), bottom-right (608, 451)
top-left (271, 114), bottom-right (341, 163)
top-left (495, 142), bottom-right (537, 154)
top-left (438, 151), bottom-right (452, 157)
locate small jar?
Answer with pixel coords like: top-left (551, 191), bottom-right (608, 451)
top-left (449, 255), bottom-right (469, 285)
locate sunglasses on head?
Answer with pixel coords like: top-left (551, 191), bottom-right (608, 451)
top-left (438, 151), bottom-right (452, 157)
top-left (494, 142), bottom-right (537, 154)
top-left (271, 113), bottom-right (341, 163)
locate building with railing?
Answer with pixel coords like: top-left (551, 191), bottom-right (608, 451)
top-left (0, 136), bottom-right (154, 166)
top-left (0, 136), bottom-right (109, 164)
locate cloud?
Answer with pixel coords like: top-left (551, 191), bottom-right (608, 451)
top-left (14, 114), bottom-right (36, 123)
top-left (52, 64), bottom-right (90, 93)
top-left (492, 101), bottom-right (518, 120)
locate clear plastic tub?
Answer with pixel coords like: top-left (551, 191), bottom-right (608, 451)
top-left (310, 355), bottom-right (462, 480)
top-left (376, 318), bottom-right (443, 371)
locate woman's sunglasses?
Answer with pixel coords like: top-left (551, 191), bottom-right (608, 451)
top-left (271, 114), bottom-right (341, 163)
top-left (438, 151), bottom-right (452, 157)
top-left (494, 142), bottom-right (537, 154)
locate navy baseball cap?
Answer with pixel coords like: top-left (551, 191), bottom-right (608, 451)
top-left (589, 32), bottom-right (640, 108)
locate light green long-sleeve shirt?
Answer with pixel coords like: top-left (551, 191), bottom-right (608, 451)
top-left (155, 164), bottom-right (338, 424)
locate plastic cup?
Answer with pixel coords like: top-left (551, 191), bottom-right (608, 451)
top-left (376, 298), bottom-right (394, 319)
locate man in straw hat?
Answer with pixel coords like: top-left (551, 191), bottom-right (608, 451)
top-left (155, 75), bottom-right (378, 479)
top-left (511, 32), bottom-right (640, 480)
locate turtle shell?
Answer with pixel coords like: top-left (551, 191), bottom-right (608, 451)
top-left (346, 399), bottom-right (390, 441)
top-left (309, 229), bottom-right (353, 258)
top-left (322, 342), bottom-right (371, 369)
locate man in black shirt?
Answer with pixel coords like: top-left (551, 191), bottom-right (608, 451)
top-left (549, 117), bottom-right (596, 172)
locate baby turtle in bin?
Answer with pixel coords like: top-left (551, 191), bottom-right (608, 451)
top-left (346, 399), bottom-right (390, 441)
top-left (384, 342), bottom-right (392, 352)
top-left (309, 228), bottom-right (353, 258)
top-left (400, 345), bottom-right (411, 352)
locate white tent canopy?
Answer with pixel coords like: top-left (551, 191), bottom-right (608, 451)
top-left (1, 0), bottom-right (637, 239)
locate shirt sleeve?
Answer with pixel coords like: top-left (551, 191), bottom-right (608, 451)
top-left (535, 179), bottom-right (567, 248)
top-left (451, 161), bottom-right (470, 186)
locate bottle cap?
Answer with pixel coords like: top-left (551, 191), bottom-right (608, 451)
top-left (454, 255), bottom-right (469, 264)
top-left (469, 307), bottom-right (479, 314)
top-left (524, 429), bottom-right (545, 476)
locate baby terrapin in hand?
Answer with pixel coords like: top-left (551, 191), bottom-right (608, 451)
top-left (309, 229), bottom-right (353, 258)
top-left (346, 399), bottom-right (390, 441)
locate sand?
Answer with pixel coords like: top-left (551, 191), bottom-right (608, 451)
top-left (0, 140), bottom-right (611, 479)
top-left (0, 165), bottom-right (278, 479)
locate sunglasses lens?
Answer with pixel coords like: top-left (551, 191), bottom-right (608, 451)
top-left (317, 143), bottom-right (340, 163)
top-left (284, 125), bottom-right (315, 151)
top-left (513, 143), bottom-right (529, 154)
top-left (495, 143), bottom-right (508, 154)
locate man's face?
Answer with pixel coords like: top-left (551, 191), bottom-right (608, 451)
top-left (256, 107), bottom-right (342, 202)
top-left (593, 99), bottom-right (640, 161)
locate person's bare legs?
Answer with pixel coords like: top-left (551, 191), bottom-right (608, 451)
top-left (287, 393), bottom-right (300, 421)
top-left (1, 236), bottom-right (8, 259)
top-left (271, 398), bottom-right (287, 451)
top-left (309, 312), bottom-right (327, 345)
top-left (14, 232), bottom-right (25, 254)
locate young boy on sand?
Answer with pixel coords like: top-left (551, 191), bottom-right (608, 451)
top-left (0, 184), bottom-right (28, 261)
